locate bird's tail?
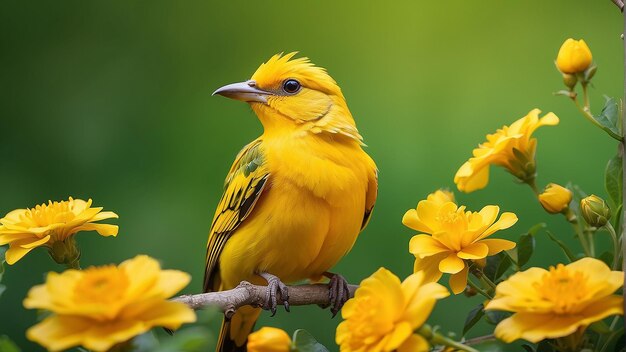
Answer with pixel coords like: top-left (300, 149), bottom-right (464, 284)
top-left (216, 305), bottom-right (262, 352)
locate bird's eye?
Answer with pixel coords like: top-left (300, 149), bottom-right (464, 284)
top-left (282, 79), bottom-right (301, 94)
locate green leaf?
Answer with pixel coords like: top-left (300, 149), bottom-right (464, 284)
top-left (292, 329), bottom-right (329, 352)
top-left (156, 327), bottom-right (212, 352)
top-left (521, 345), bottom-right (536, 352)
top-left (593, 97), bottom-right (623, 139)
top-left (485, 310), bottom-right (510, 325)
top-left (606, 153), bottom-right (623, 210)
top-left (131, 331), bottom-right (160, 352)
top-left (0, 285), bottom-right (5, 299)
top-left (484, 252), bottom-right (512, 281)
top-left (0, 336), bottom-right (21, 352)
top-left (463, 303), bottom-right (484, 336)
top-left (545, 231), bottom-right (577, 262)
top-left (494, 253), bottom-right (512, 280)
top-left (516, 223), bottom-right (546, 267)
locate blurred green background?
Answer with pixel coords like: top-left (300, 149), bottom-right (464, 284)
top-left (0, 0), bottom-right (623, 350)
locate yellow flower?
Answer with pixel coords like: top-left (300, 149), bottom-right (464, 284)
top-left (485, 257), bottom-right (623, 344)
top-left (336, 268), bottom-right (449, 352)
top-left (0, 197), bottom-right (118, 265)
top-left (403, 200), bottom-right (517, 294)
top-left (538, 183), bottom-right (572, 214)
top-left (248, 327), bottom-right (292, 352)
top-left (23, 255), bottom-right (196, 352)
top-left (454, 109), bottom-right (559, 193)
top-left (556, 38), bottom-right (593, 74)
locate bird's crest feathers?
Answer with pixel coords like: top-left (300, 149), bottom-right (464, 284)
top-left (252, 52), bottom-right (343, 98)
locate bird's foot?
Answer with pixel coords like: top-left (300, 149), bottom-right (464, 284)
top-left (259, 272), bottom-right (289, 316)
top-left (324, 272), bottom-right (350, 318)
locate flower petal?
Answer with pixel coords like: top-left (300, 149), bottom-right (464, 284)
top-left (383, 321), bottom-right (413, 351)
top-left (476, 212), bottom-right (518, 240)
top-left (449, 265), bottom-right (469, 294)
top-left (70, 223), bottom-right (118, 237)
top-left (480, 239), bottom-right (516, 255)
top-left (409, 235), bottom-right (448, 257)
top-left (439, 253), bottom-right (465, 274)
top-left (457, 242), bottom-right (489, 259)
top-left (398, 333), bottom-right (429, 352)
top-left (413, 253), bottom-right (446, 283)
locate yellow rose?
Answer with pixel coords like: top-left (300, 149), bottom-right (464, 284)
top-left (485, 258), bottom-right (623, 347)
top-left (556, 38), bottom-right (593, 74)
top-left (23, 255), bottom-right (196, 351)
top-left (336, 268), bottom-right (449, 352)
top-left (538, 183), bottom-right (572, 214)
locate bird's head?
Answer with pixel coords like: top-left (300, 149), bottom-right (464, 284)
top-left (213, 52), bottom-right (361, 141)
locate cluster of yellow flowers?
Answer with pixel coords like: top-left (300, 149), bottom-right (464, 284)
top-left (0, 36), bottom-right (623, 352)
top-left (247, 37), bottom-right (622, 352)
top-left (0, 198), bottom-right (197, 351)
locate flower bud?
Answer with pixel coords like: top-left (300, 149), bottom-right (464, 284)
top-left (48, 236), bottom-right (81, 268)
top-left (562, 73), bottom-right (578, 89)
top-left (580, 195), bottom-right (611, 227)
top-left (248, 327), bottom-right (292, 352)
top-left (556, 38), bottom-right (593, 74)
top-left (538, 183), bottom-right (572, 214)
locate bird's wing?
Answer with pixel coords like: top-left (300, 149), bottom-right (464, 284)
top-left (361, 168), bottom-right (378, 231)
top-left (204, 139), bottom-right (269, 292)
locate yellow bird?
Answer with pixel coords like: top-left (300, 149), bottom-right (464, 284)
top-left (207, 52), bottom-right (378, 351)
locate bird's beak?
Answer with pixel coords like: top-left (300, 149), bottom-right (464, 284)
top-left (212, 80), bottom-right (271, 103)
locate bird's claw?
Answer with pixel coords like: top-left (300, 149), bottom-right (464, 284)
top-left (327, 272), bottom-right (350, 318)
top-left (259, 272), bottom-right (289, 316)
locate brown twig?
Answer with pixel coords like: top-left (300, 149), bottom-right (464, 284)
top-left (172, 282), bottom-right (358, 319)
top-left (613, 0), bottom-right (625, 12)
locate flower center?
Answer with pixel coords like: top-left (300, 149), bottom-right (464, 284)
top-left (24, 200), bottom-right (76, 227)
top-left (436, 206), bottom-right (466, 226)
top-left (533, 264), bottom-right (588, 314)
top-left (74, 266), bottom-right (129, 304)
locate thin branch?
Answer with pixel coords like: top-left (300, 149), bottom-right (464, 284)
top-left (612, 0), bottom-right (625, 12)
top-left (172, 281), bottom-right (358, 319)
top-left (463, 334), bottom-right (496, 346)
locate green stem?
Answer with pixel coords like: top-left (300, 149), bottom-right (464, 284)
top-left (581, 82), bottom-right (591, 111)
top-left (527, 178), bottom-right (540, 196)
top-left (478, 274), bottom-right (497, 291)
top-left (587, 229), bottom-right (596, 257)
top-left (467, 279), bottom-right (493, 300)
top-left (564, 209), bottom-right (592, 257)
top-left (605, 223), bottom-right (621, 270)
top-left (417, 325), bottom-right (479, 352)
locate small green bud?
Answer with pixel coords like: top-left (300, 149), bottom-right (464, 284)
top-left (580, 195), bottom-right (611, 227)
top-left (584, 65), bottom-right (597, 81)
top-left (48, 236), bottom-right (81, 268)
top-left (562, 73), bottom-right (578, 89)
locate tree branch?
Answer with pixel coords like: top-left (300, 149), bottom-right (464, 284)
top-left (172, 281), bottom-right (358, 319)
top-left (613, 0), bottom-right (625, 12)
